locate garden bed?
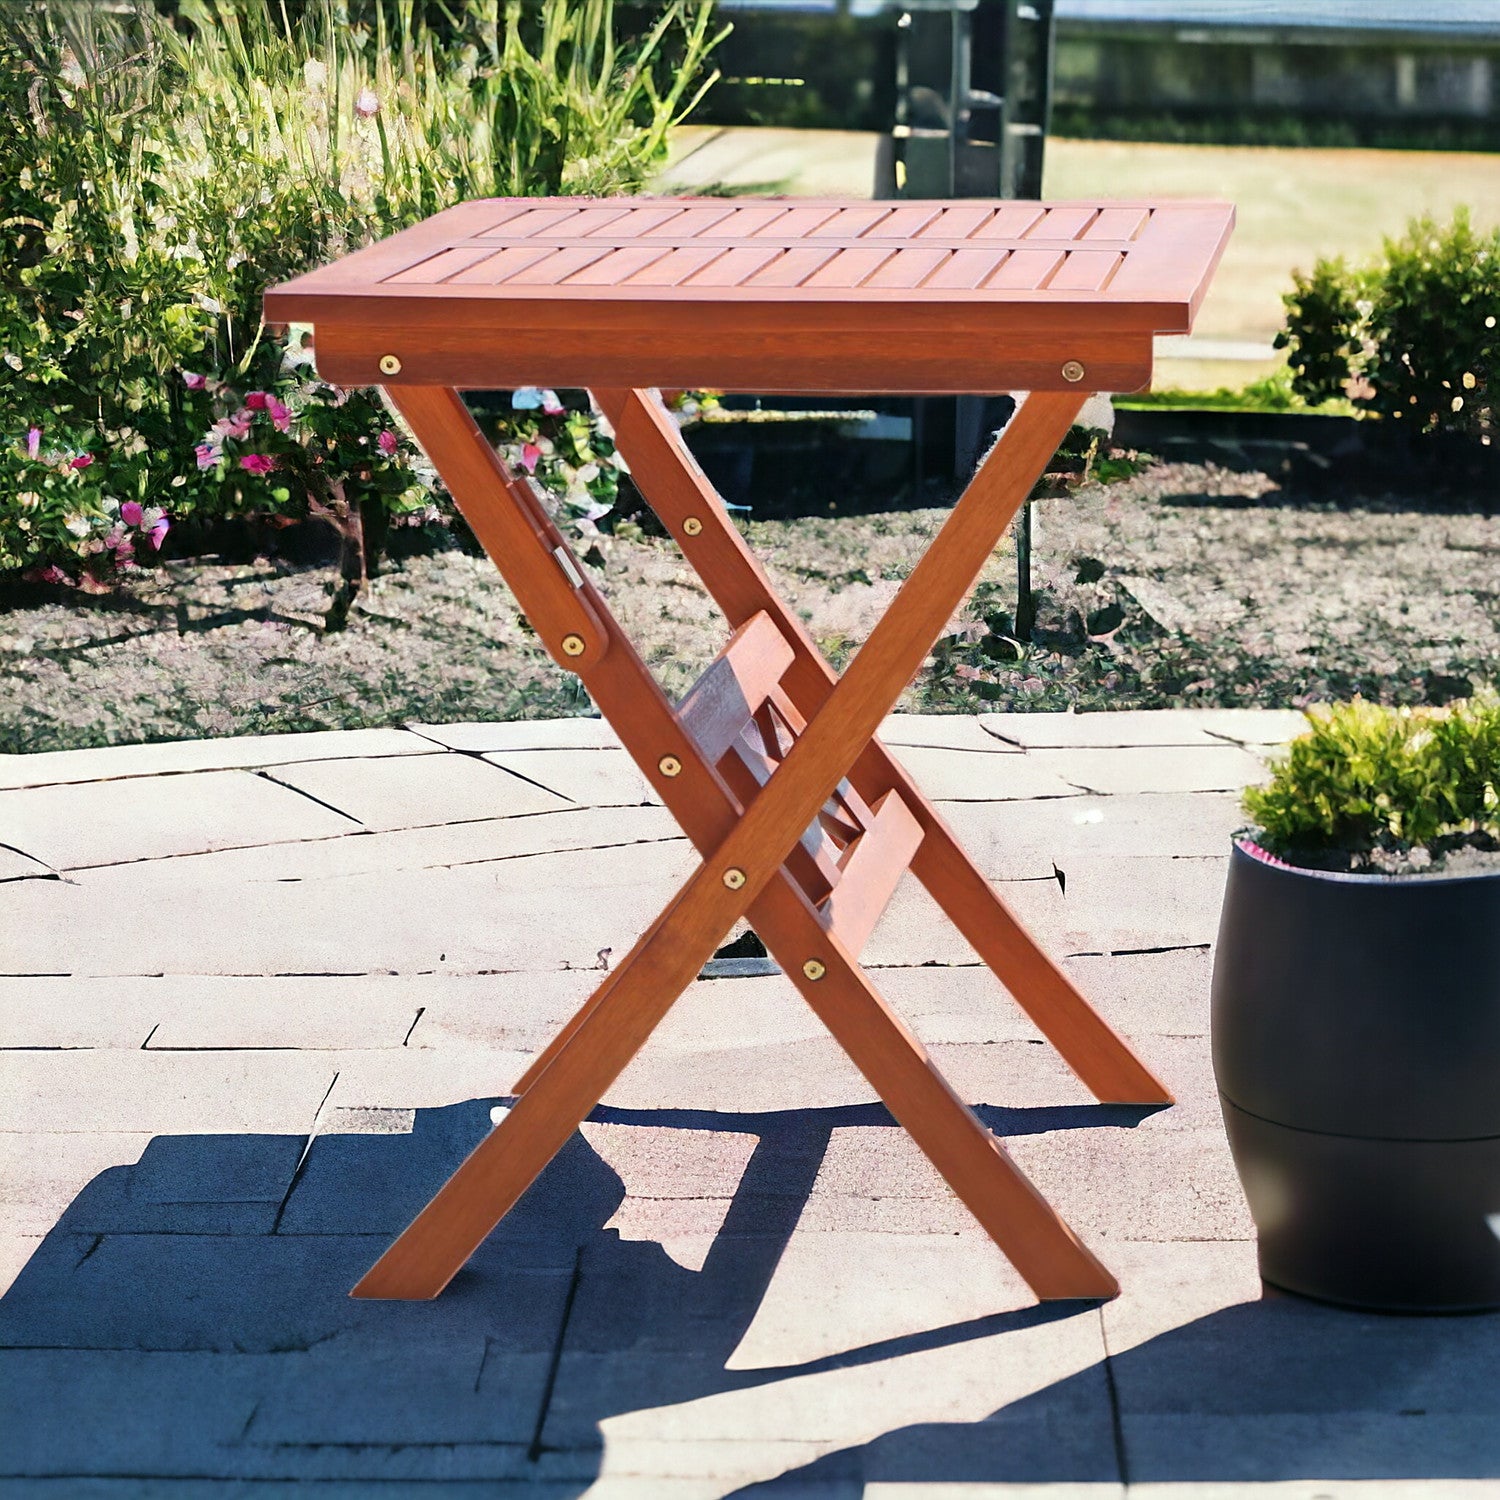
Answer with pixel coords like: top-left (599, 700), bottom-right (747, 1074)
top-left (1, 459), bottom-right (1496, 755)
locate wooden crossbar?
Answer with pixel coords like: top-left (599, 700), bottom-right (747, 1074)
top-left (677, 611), bottom-right (795, 766)
top-left (819, 789), bottom-right (924, 957)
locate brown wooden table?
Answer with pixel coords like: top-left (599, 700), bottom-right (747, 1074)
top-left (266, 195), bottom-right (1233, 1304)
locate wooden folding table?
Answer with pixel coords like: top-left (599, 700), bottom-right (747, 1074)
top-left (265, 195), bottom-right (1233, 1304)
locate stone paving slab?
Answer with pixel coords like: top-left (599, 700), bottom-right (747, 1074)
top-left (943, 792), bottom-right (1244, 881)
top-left (0, 1050), bottom-right (338, 1134)
top-left (0, 1131), bottom-right (152, 1237)
top-left (878, 714), bottom-right (1022, 753)
top-left (0, 767), bottom-right (359, 871)
top-left (881, 746), bottom-right (1084, 803)
top-left (1026, 745), bottom-right (1271, 797)
top-left (484, 748), bottom-right (660, 808)
top-left (0, 725), bottom-right (437, 791)
top-left (0, 843), bottom-right (51, 881)
top-left (980, 709), bottom-right (1306, 750)
top-left (267, 750), bottom-right (569, 830)
top-left (59, 802), bottom-right (681, 889)
top-left (409, 717), bottom-right (623, 752)
top-left (4, 839), bottom-right (697, 976)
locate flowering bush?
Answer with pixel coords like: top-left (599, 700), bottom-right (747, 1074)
top-left (0, 0), bottom-right (720, 621)
top-left (3, 423), bottom-right (172, 590)
top-left (492, 387), bottom-right (628, 533)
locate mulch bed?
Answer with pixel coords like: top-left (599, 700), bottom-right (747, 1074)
top-left (1, 460), bottom-right (1496, 755)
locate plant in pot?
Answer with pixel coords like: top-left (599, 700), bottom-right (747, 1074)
top-left (1212, 693), bottom-right (1500, 1311)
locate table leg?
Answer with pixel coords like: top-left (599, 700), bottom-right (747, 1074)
top-left (599, 388), bottom-right (1171, 1105)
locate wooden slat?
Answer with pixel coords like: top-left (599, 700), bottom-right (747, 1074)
top-left (728, 728), bottom-right (845, 896)
top-left (863, 245), bottom-right (949, 288)
top-left (493, 205), bottom-right (588, 238)
top-left (551, 205), bottom-right (632, 238)
top-left (446, 244), bottom-right (556, 285)
top-left (875, 204), bottom-right (943, 239)
top-left (1030, 206), bottom-right (1097, 240)
top-left (621, 246), bottom-right (727, 287)
top-left (1049, 250), bottom-right (1122, 292)
top-left (751, 205), bottom-right (840, 238)
top-left (580, 205), bottom-right (683, 238)
top-left (919, 205), bottom-right (993, 240)
top-left (819, 789), bottom-right (924, 957)
top-left (983, 248), bottom-right (1064, 289)
top-left (802, 246), bottom-right (896, 289)
top-left (383, 247), bottom-right (505, 285)
top-left (1086, 206), bottom-right (1150, 241)
top-left (676, 611), bottom-right (795, 766)
top-left (923, 247), bottom-right (1011, 290)
top-left (744, 247), bottom-right (840, 288)
top-left (502, 245), bottom-right (612, 285)
top-left (971, 203), bottom-right (1045, 240)
top-left (683, 244), bottom-right (784, 287)
top-left (563, 245), bottom-right (672, 286)
top-left (808, 205), bottom-right (895, 238)
top-left (1106, 202), bottom-right (1236, 328)
top-left (642, 204), bottom-right (737, 238)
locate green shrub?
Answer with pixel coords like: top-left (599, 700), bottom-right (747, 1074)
top-left (0, 0), bottom-right (720, 617)
top-left (1276, 210), bottom-right (1498, 443)
top-left (1244, 695), bottom-right (1500, 872)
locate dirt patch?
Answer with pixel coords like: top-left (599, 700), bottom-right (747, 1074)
top-left (1, 461), bottom-right (1496, 754)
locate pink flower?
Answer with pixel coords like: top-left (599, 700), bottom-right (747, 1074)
top-left (355, 88), bottom-right (379, 118)
top-left (26, 563), bottom-right (70, 586)
top-left (120, 500), bottom-right (144, 526)
top-left (239, 453), bottom-right (276, 476)
top-left (26, 427), bottom-right (41, 459)
top-left (181, 371), bottom-right (208, 391)
top-left (520, 442), bottom-right (542, 474)
top-left (114, 537), bottom-right (135, 563)
top-left (213, 410), bottom-right (253, 441)
top-left (541, 390), bottom-right (565, 415)
top-left (194, 442), bottom-right (220, 471)
top-left (70, 453), bottom-right (94, 470)
top-left (267, 396), bottom-right (291, 433)
top-left (244, 391), bottom-right (270, 410)
top-left (149, 517), bottom-right (169, 550)
top-left (377, 429), bottom-right (399, 457)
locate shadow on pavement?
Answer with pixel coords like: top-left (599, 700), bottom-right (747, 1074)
top-left (733, 1283), bottom-right (1500, 1494)
top-left (14, 1093), bottom-right (1488, 1493)
top-left (0, 1097), bottom-right (1126, 1491)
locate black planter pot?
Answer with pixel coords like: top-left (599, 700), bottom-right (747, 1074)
top-left (1212, 840), bottom-right (1500, 1311)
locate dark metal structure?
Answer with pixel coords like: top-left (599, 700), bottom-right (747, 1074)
top-left (885, 0), bottom-right (1057, 200)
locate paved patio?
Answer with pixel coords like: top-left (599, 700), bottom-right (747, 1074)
top-left (1, 710), bottom-right (1496, 1497)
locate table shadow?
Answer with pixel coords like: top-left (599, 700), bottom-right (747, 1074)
top-left (0, 1096), bottom-right (1152, 1491)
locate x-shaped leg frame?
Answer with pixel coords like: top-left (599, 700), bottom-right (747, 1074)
top-left (354, 384), bottom-right (1172, 1303)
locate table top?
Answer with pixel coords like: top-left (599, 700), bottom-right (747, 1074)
top-left (265, 196), bottom-right (1233, 395)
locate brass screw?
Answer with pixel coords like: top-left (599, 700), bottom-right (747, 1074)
top-left (561, 633), bottom-right (586, 657)
top-left (682, 517), bottom-right (703, 537)
top-left (378, 354), bottom-right (403, 376)
top-left (722, 867), bottom-right (747, 890)
top-left (658, 754), bottom-right (682, 778)
top-left (1061, 360), bottom-right (1086, 383)
top-left (802, 958), bottom-right (827, 982)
